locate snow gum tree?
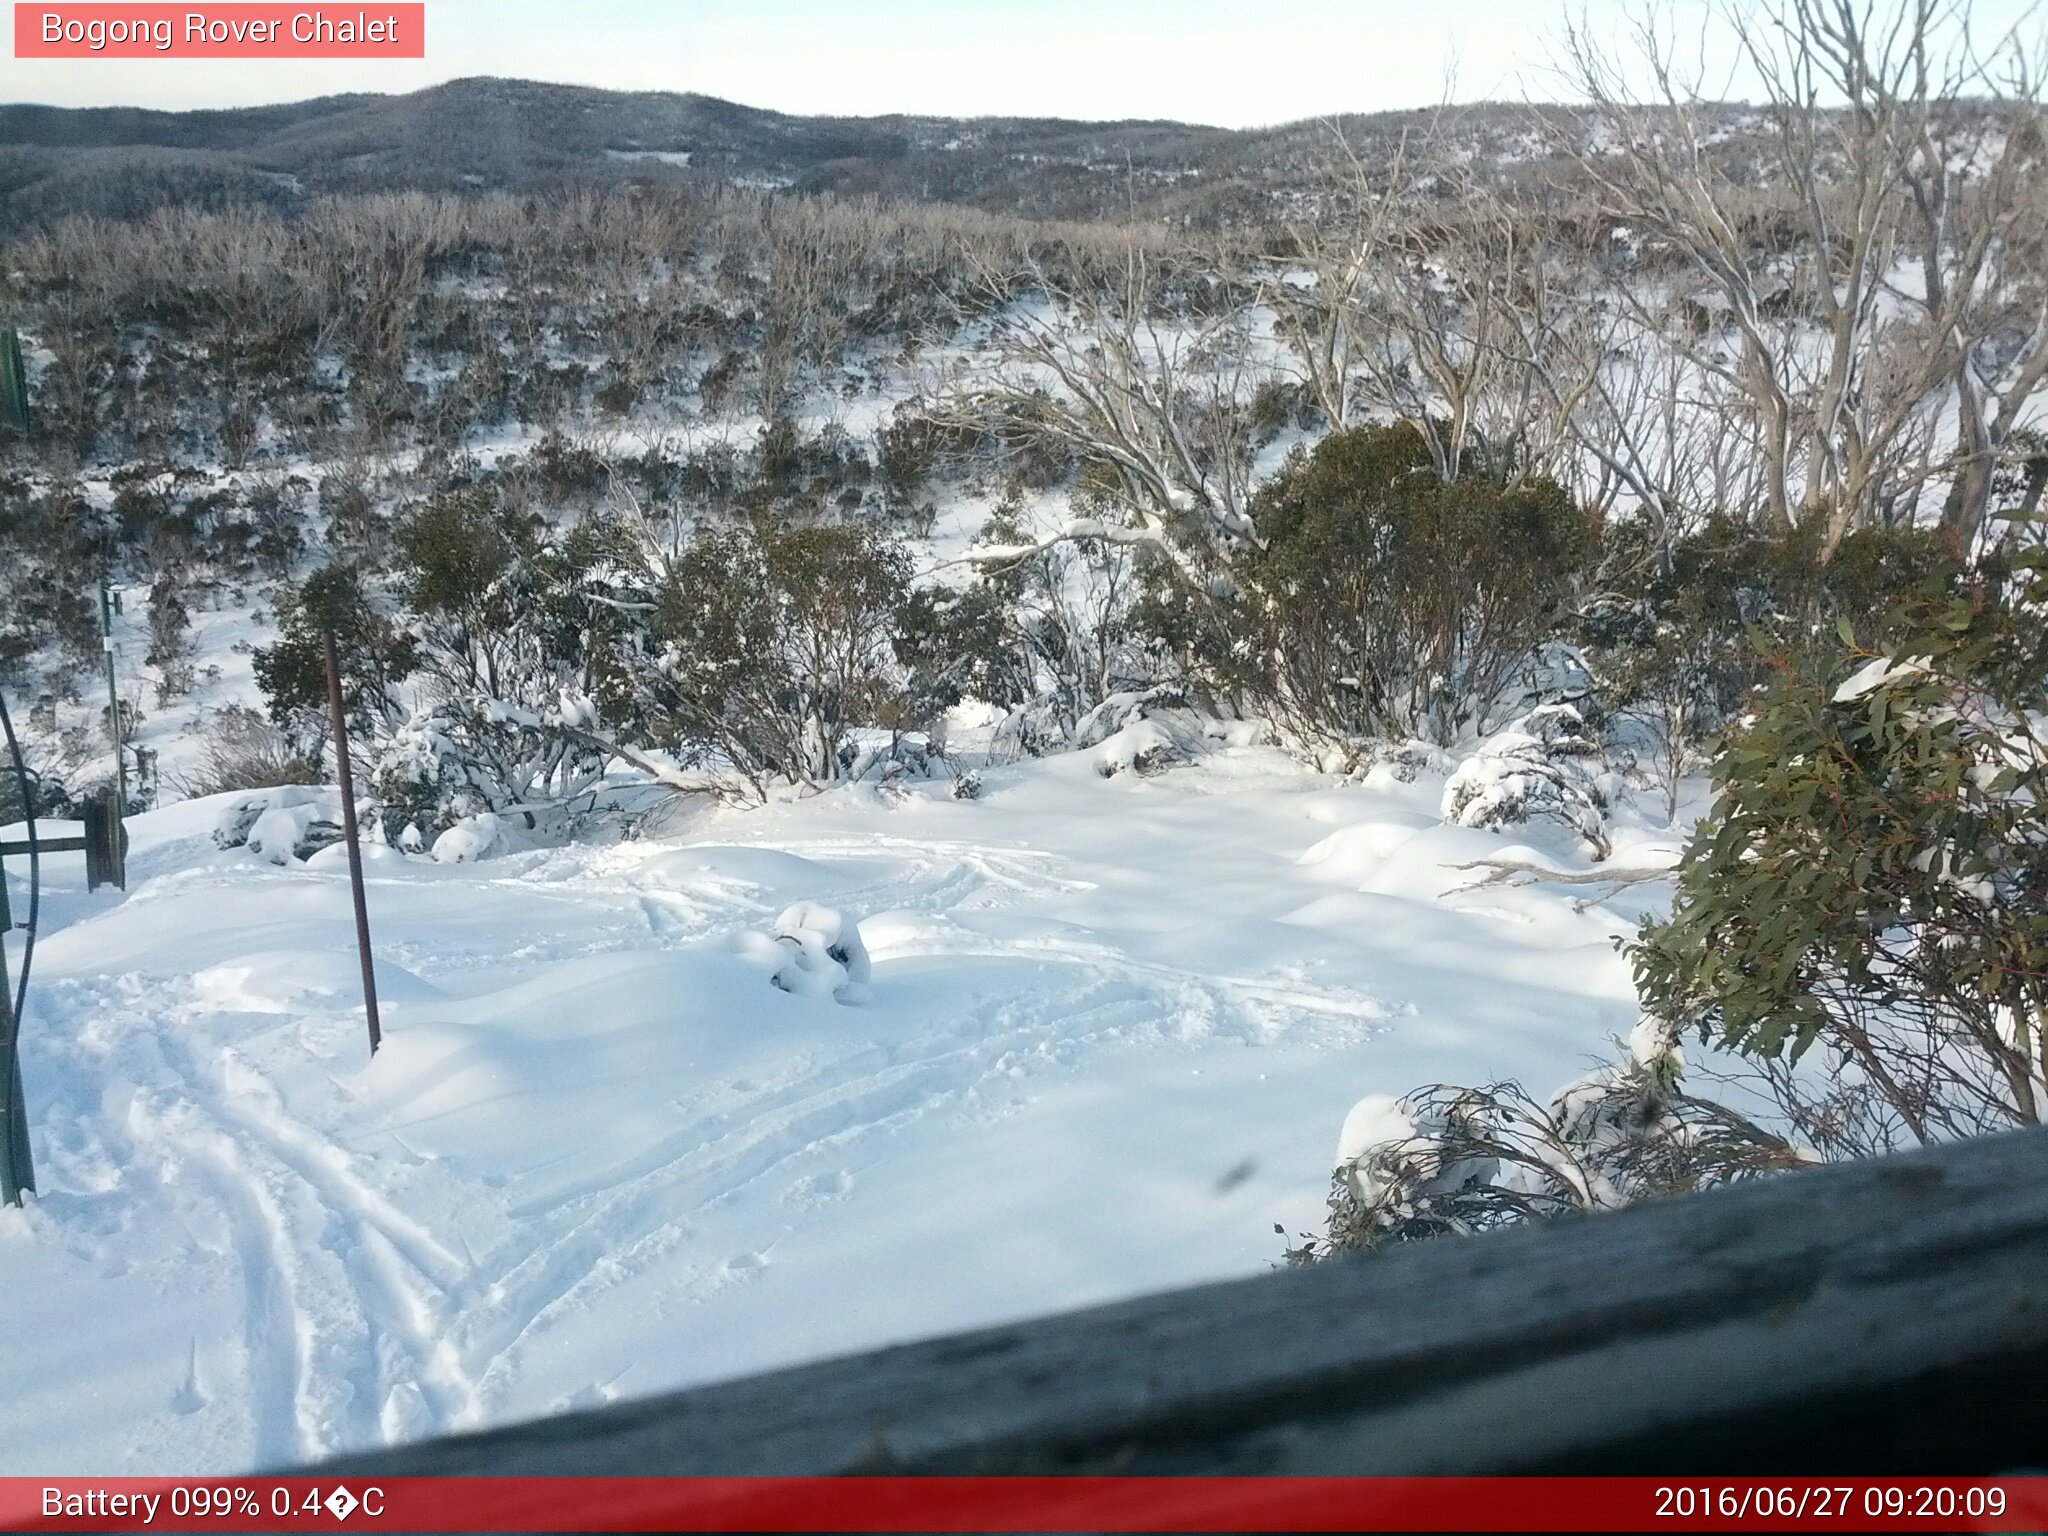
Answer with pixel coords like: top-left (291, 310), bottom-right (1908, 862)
top-left (252, 561), bottom-right (418, 756)
top-left (1634, 543), bottom-right (2048, 1153)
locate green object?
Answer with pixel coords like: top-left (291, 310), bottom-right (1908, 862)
top-left (0, 941), bottom-right (28, 1206)
top-left (1634, 548), bottom-right (2048, 1149)
top-left (0, 328), bottom-right (26, 437)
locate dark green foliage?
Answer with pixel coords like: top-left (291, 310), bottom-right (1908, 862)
top-left (1202, 422), bottom-right (1596, 750)
top-left (648, 516), bottom-right (912, 792)
top-left (0, 327), bottom-right (26, 436)
top-left (252, 561), bottom-right (417, 750)
top-left (1634, 544), bottom-right (2048, 1152)
top-left (1583, 514), bottom-right (1972, 821)
top-left (894, 582), bottom-right (1028, 721)
top-left (397, 485), bottom-right (525, 629)
top-left (877, 406), bottom-right (946, 502)
top-left (1587, 513), bottom-right (1967, 726)
top-left (0, 475), bottom-right (103, 682)
top-left (747, 419), bottom-right (873, 514)
top-left (392, 483), bottom-right (644, 727)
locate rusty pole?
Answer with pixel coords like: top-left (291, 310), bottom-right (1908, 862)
top-left (323, 628), bottom-right (382, 1056)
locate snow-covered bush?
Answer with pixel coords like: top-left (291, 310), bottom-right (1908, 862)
top-left (1095, 719), bottom-right (1185, 778)
top-left (213, 785), bottom-right (346, 865)
top-left (842, 731), bottom-right (948, 787)
top-left (369, 691), bottom-right (608, 853)
top-left (1288, 1021), bottom-right (1802, 1262)
top-left (176, 704), bottom-right (322, 797)
top-left (1441, 703), bottom-right (1612, 859)
top-left (1353, 737), bottom-right (1453, 784)
top-left (898, 499), bottom-right (1151, 765)
top-left (1060, 686), bottom-right (1194, 778)
top-left (733, 903), bottom-right (872, 1004)
top-left (430, 811), bottom-right (502, 863)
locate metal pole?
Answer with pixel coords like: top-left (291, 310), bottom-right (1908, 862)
top-left (99, 578), bottom-right (126, 809)
top-left (322, 628), bottom-right (382, 1057)
top-left (0, 931), bottom-right (30, 1207)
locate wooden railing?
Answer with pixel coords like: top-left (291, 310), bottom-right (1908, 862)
top-left (317, 1126), bottom-right (2048, 1476)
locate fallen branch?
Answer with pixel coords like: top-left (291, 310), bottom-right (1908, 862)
top-left (1444, 858), bottom-right (1674, 912)
top-left (558, 725), bottom-right (727, 802)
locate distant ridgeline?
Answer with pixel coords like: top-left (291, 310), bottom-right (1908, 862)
top-left (0, 79), bottom-right (1751, 236)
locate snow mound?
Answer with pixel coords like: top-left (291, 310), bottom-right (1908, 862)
top-left (1357, 739), bottom-right (1453, 787)
top-left (733, 902), bottom-right (872, 1004)
top-left (1441, 705), bottom-right (1612, 860)
top-left (191, 949), bottom-right (442, 1015)
top-left (302, 839), bottom-right (406, 871)
top-left (1297, 814), bottom-right (1434, 885)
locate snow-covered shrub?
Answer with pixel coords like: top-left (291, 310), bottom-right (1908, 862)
top-left (430, 811), bottom-right (501, 864)
top-left (843, 731), bottom-right (947, 787)
top-left (1071, 687), bottom-right (1206, 778)
top-left (213, 785), bottom-right (346, 865)
top-left (1288, 1021), bottom-right (1802, 1263)
top-left (952, 770), bottom-right (983, 801)
top-left (1068, 684), bottom-right (1187, 751)
top-left (733, 903), bottom-right (872, 1004)
top-left (898, 494), bottom-right (1152, 765)
top-left (1441, 704), bottom-right (1612, 859)
top-left (1095, 718), bottom-right (1187, 777)
top-left (370, 691), bottom-right (608, 853)
top-left (1503, 640), bottom-right (1599, 719)
top-left (176, 704), bottom-right (322, 797)
top-left (1353, 737), bottom-right (1453, 784)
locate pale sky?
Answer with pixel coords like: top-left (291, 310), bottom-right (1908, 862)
top-left (2, 1), bottom-right (2040, 126)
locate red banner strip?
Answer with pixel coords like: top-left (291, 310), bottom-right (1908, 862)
top-left (1, 1477), bottom-right (2045, 1533)
top-left (14, 5), bottom-right (424, 58)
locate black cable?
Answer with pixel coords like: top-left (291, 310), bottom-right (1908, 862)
top-left (0, 689), bottom-right (36, 1035)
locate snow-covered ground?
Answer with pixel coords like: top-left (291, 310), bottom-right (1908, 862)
top-left (0, 740), bottom-right (1682, 1474)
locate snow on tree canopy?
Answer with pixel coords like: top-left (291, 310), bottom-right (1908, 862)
top-left (1831, 655), bottom-right (1934, 703)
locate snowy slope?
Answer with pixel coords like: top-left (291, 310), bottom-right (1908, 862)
top-left (0, 743), bottom-right (1679, 1474)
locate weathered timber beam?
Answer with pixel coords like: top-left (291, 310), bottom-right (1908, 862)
top-left (0, 838), bottom-right (86, 856)
top-left (314, 1126), bottom-right (2048, 1477)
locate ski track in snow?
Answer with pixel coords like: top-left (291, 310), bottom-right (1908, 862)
top-left (1, 759), bottom-right (1658, 1472)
